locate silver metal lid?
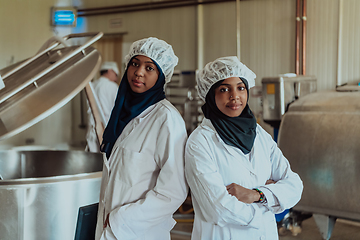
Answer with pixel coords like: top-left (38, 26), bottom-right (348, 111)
top-left (336, 85), bottom-right (360, 92)
top-left (261, 75), bottom-right (317, 84)
top-left (287, 90), bottom-right (360, 113)
top-left (0, 32), bottom-right (103, 140)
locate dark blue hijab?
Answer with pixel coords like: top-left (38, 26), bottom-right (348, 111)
top-left (201, 77), bottom-right (257, 154)
top-left (100, 57), bottom-right (166, 159)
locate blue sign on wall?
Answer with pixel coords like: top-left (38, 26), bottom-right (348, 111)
top-left (52, 7), bottom-right (77, 27)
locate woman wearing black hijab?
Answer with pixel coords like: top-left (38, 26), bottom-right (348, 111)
top-left (185, 56), bottom-right (303, 240)
top-left (95, 37), bottom-right (188, 240)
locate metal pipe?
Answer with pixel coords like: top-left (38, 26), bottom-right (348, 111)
top-left (84, 82), bottom-right (105, 146)
top-left (236, 0), bottom-right (241, 60)
top-left (302, 0), bottom-right (307, 75)
top-left (77, 0), bottom-right (238, 17)
top-left (197, 1), bottom-right (204, 70)
top-left (78, 91), bottom-right (87, 129)
top-left (337, 0), bottom-right (344, 86)
top-left (295, 0), bottom-right (301, 75)
top-left (78, 0), bottom-right (195, 12)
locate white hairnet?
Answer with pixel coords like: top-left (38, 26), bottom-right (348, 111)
top-left (196, 56), bottom-right (256, 101)
top-left (124, 37), bottom-right (178, 83)
top-left (100, 61), bottom-right (120, 76)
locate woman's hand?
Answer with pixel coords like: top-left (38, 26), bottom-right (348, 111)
top-left (103, 213), bottom-right (110, 229)
top-left (226, 180), bottom-right (276, 203)
top-left (226, 183), bottom-right (259, 204)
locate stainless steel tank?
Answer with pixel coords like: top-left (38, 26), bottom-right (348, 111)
top-left (0, 150), bottom-right (102, 240)
top-left (277, 87), bottom-right (360, 239)
top-left (0, 32), bottom-right (104, 240)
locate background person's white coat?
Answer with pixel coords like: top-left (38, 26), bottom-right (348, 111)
top-left (86, 76), bottom-right (118, 152)
top-left (185, 118), bottom-right (303, 240)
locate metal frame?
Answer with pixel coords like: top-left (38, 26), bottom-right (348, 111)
top-left (1, 32), bottom-right (103, 105)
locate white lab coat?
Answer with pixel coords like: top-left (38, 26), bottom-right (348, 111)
top-left (86, 76), bottom-right (118, 152)
top-left (185, 118), bottom-right (303, 240)
top-left (95, 99), bottom-right (188, 240)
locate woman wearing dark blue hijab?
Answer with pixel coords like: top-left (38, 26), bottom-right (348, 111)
top-left (95, 37), bottom-right (188, 240)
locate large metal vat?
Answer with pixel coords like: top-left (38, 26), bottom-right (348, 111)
top-left (278, 88), bottom-right (360, 239)
top-left (0, 33), bottom-right (105, 239)
top-left (0, 150), bottom-right (102, 240)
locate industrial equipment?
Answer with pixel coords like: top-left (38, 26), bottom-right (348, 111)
top-left (262, 74), bottom-right (317, 129)
top-left (0, 150), bottom-right (102, 240)
top-left (166, 70), bottom-right (203, 134)
top-left (0, 32), bottom-right (104, 240)
top-left (277, 86), bottom-right (360, 240)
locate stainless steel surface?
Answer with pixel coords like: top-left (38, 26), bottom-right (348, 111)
top-left (262, 75), bottom-right (317, 123)
top-left (0, 150), bottom-right (103, 240)
top-left (166, 71), bottom-right (203, 134)
top-left (0, 33), bottom-right (104, 240)
top-left (313, 214), bottom-right (337, 240)
top-left (0, 32), bottom-right (102, 84)
top-left (0, 33), bottom-right (103, 141)
top-left (278, 90), bottom-right (360, 220)
top-left (85, 81), bottom-right (106, 145)
top-left (336, 84), bottom-right (360, 92)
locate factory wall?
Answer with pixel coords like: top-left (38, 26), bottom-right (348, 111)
top-left (73, 0), bottom-right (359, 129)
top-left (74, 0), bottom-right (360, 124)
top-left (0, 0), bottom-right (359, 148)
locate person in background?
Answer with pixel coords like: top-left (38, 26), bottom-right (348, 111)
top-left (185, 56), bottom-right (303, 240)
top-left (86, 61), bottom-right (119, 152)
top-left (95, 37), bottom-right (188, 240)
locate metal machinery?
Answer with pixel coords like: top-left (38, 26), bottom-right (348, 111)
top-left (0, 33), bottom-right (104, 240)
top-left (277, 85), bottom-right (360, 240)
top-left (262, 74), bottom-right (317, 134)
top-left (166, 71), bottom-right (203, 135)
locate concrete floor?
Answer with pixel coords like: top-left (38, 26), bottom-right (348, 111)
top-left (171, 217), bottom-right (360, 240)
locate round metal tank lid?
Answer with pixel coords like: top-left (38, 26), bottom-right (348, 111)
top-left (287, 90), bottom-right (360, 112)
top-left (0, 34), bottom-right (102, 141)
top-left (336, 85), bottom-right (360, 92)
top-left (0, 150), bottom-right (103, 182)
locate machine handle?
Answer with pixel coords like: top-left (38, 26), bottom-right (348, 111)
top-left (84, 83), bottom-right (105, 147)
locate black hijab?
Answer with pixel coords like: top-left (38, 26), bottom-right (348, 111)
top-left (100, 58), bottom-right (166, 159)
top-left (201, 77), bottom-right (257, 154)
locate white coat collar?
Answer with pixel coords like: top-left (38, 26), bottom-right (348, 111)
top-left (200, 118), bottom-right (255, 166)
top-left (132, 99), bottom-right (166, 124)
